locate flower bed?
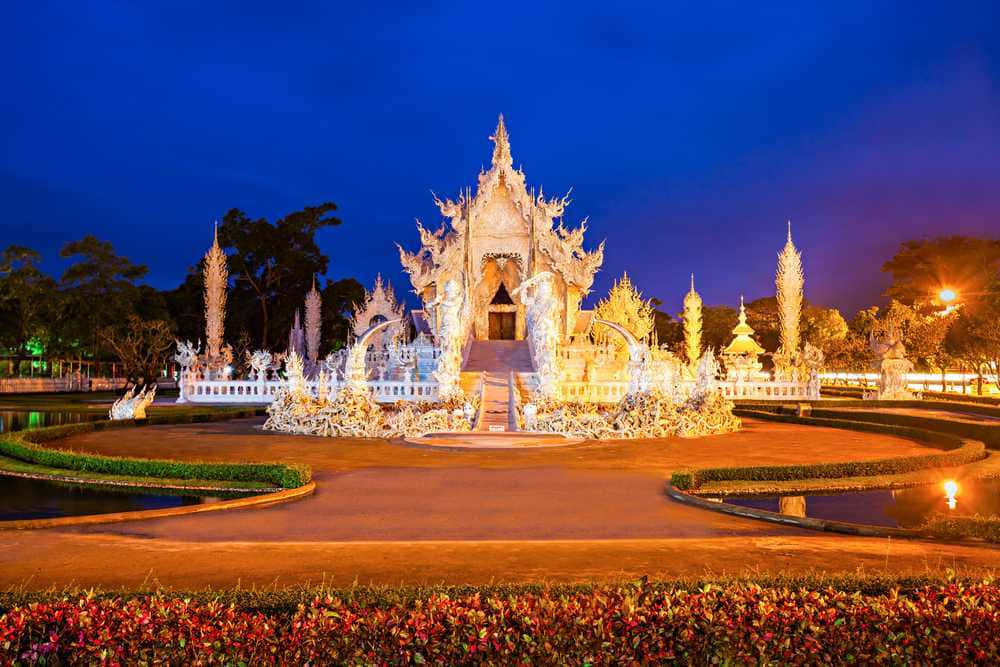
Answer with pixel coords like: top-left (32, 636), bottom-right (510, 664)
top-left (2, 581), bottom-right (998, 663)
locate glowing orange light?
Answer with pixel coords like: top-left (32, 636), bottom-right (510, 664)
top-left (939, 289), bottom-right (957, 304)
top-left (944, 479), bottom-right (958, 510)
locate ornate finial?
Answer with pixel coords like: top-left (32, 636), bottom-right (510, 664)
top-left (490, 114), bottom-right (512, 168)
top-left (739, 295), bottom-right (746, 318)
top-left (311, 274), bottom-right (317, 292)
top-left (787, 219), bottom-right (792, 243)
top-left (690, 273), bottom-right (695, 292)
top-left (213, 220), bottom-right (219, 246)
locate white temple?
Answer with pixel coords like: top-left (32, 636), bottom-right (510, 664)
top-left (399, 115), bottom-right (604, 344)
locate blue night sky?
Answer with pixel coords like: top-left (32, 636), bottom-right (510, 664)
top-left (2, 1), bottom-right (998, 317)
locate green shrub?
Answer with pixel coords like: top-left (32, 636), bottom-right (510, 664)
top-left (680, 410), bottom-right (986, 490)
top-left (671, 469), bottom-right (695, 490)
top-left (921, 514), bottom-right (1000, 542)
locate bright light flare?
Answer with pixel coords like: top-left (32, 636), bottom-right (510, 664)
top-left (939, 288), bottom-right (957, 303)
top-left (944, 479), bottom-right (959, 510)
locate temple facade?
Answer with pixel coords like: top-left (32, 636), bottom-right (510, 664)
top-left (398, 115), bottom-right (604, 343)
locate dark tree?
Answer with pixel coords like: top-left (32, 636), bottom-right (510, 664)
top-left (219, 204), bottom-right (341, 350)
top-left (59, 236), bottom-right (149, 359)
top-left (0, 245), bottom-right (58, 366)
top-left (701, 305), bottom-right (739, 352)
top-left (882, 236), bottom-right (1000, 311)
top-left (321, 277), bottom-right (366, 351)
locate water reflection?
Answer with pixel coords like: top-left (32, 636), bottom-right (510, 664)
top-left (724, 481), bottom-right (1000, 529)
top-left (0, 410), bottom-right (104, 433)
top-left (0, 476), bottom-right (211, 521)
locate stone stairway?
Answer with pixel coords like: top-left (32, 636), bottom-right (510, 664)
top-left (462, 340), bottom-right (534, 432)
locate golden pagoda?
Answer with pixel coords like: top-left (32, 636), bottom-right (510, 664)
top-left (723, 296), bottom-right (765, 380)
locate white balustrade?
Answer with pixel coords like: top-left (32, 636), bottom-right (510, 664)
top-left (184, 378), bottom-right (438, 404)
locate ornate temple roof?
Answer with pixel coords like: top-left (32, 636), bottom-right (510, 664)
top-left (398, 115), bottom-right (604, 297)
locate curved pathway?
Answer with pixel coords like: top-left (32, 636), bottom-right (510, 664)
top-left (2, 417), bottom-right (999, 588)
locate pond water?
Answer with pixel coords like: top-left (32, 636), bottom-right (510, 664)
top-left (0, 476), bottom-right (218, 521)
top-left (0, 410), bottom-right (105, 433)
top-left (722, 480), bottom-right (1000, 529)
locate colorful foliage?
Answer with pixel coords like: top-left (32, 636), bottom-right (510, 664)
top-left (2, 581), bottom-right (998, 664)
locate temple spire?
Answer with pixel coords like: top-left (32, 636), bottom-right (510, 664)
top-left (787, 219), bottom-right (792, 243)
top-left (490, 113), bottom-right (512, 168)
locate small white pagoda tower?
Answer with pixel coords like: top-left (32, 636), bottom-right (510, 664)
top-left (723, 296), bottom-right (766, 381)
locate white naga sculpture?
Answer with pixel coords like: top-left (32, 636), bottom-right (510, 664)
top-left (512, 272), bottom-right (560, 397)
top-left (110, 385), bottom-right (156, 420)
top-left (425, 280), bottom-right (465, 399)
top-left (173, 339), bottom-right (201, 403)
top-left (869, 329), bottom-right (914, 400)
top-left (346, 318), bottom-right (403, 394)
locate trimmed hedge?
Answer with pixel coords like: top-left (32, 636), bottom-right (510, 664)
top-left (672, 410), bottom-right (986, 490)
top-left (921, 515), bottom-right (1000, 543)
top-left (3, 581), bottom-right (999, 663)
top-left (0, 408), bottom-right (309, 490)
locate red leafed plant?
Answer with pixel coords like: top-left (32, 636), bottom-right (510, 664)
top-left (2, 581), bottom-right (999, 664)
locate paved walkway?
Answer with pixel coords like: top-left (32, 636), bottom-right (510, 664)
top-left (464, 340), bottom-right (535, 433)
top-left (2, 416), bottom-right (994, 588)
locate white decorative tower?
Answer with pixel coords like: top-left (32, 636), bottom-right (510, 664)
top-left (351, 274), bottom-right (404, 351)
top-left (288, 309), bottom-right (305, 360)
top-left (775, 221), bottom-right (804, 377)
top-left (203, 222), bottom-right (229, 374)
top-left (682, 273), bottom-right (703, 374)
top-left (304, 276), bottom-right (322, 368)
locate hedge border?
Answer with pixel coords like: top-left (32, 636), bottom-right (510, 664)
top-left (0, 408), bottom-right (311, 490)
top-left (671, 410), bottom-right (986, 490)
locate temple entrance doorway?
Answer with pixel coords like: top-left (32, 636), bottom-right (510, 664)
top-left (489, 312), bottom-right (516, 340)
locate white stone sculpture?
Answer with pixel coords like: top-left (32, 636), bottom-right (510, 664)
top-left (692, 349), bottom-right (721, 402)
top-left (248, 349), bottom-right (273, 381)
top-left (512, 272), bottom-right (560, 397)
top-left (110, 385), bottom-right (156, 420)
top-left (425, 280), bottom-right (465, 400)
top-left (173, 339), bottom-right (201, 403)
top-left (304, 276), bottom-right (322, 371)
top-left (346, 318), bottom-right (403, 393)
top-left (774, 221), bottom-right (804, 379)
top-left (869, 329), bottom-right (914, 400)
top-left (593, 318), bottom-right (653, 397)
top-left (284, 349), bottom-right (306, 397)
top-left (683, 274), bottom-right (702, 375)
top-left (202, 223), bottom-right (230, 376)
top-left (802, 342), bottom-right (824, 400)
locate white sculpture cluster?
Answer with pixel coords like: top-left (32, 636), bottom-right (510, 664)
top-left (109, 385), bottom-right (156, 420)
top-left (867, 328), bottom-right (915, 400)
top-left (512, 272), bottom-right (560, 397)
top-left (425, 280), bottom-right (466, 400)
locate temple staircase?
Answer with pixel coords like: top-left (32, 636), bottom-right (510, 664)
top-left (462, 340), bottom-right (534, 432)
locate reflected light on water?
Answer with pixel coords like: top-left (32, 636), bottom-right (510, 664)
top-left (944, 480), bottom-right (958, 510)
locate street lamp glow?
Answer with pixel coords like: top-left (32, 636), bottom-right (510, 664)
top-left (939, 288), bottom-right (957, 303)
top-left (944, 479), bottom-right (958, 510)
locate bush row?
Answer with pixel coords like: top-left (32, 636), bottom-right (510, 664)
top-left (806, 407), bottom-right (1000, 450)
top-left (671, 411), bottom-right (985, 490)
top-left (921, 515), bottom-right (1000, 543)
top-left (0, 408), bottom-right (309, 489)
top-left (0, 435), bottom-right (309, 489)
top-left (2, 582), bottom-right (997, 663)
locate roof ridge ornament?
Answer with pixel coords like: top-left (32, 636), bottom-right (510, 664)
top-left (489, 113), bottom-right (513, 169)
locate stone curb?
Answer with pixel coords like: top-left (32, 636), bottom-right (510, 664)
top-left (0, 481), bottom-right (316, 531)
top-left (664, 482), bottom-right (917, 539)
